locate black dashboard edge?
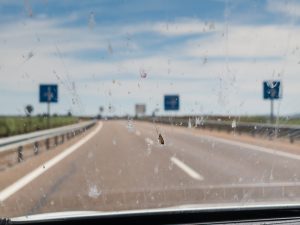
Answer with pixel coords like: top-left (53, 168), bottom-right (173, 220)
top-left (7, 206), bottom-right (300, 225)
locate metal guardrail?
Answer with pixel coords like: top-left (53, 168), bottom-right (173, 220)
top-left (139, 117), bottom-right (300, 143)
top-left (0, 121), bottom-right (96, 163)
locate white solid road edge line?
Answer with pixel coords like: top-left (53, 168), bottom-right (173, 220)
top-left (199, 133), bottom-right (300, 161)
top-left (171, 157), bottom-right (203, 181)
top-left (0, 122), bottom-right (103, 202)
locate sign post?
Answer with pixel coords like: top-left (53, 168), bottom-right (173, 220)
top-left (263, 81), bottom-right (281, 124)
top-left (40, 84), bottom-right (58, 128)
top-left (270, 97), bottom-right (274, 123)
top-left (164, 95), bottom-right (180, 126)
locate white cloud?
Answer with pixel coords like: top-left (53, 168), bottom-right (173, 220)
top-left (183, 24), bottom-right (300, 58)
top-left (122, 18), bottom-right (217, 36)
top-left (267, 0), bottom-right (300, 18)
top-left (1, 15), bottom-right (300, 115)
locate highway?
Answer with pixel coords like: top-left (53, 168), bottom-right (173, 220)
top-left (1, 120), bottom-right (300, 217)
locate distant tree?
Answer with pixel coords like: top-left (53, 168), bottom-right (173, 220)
top-left (99, 106), bottom-right (104, 113)
top-left (67, 111), bottom-right (72, 117)
top-left (24, 105), bottom-right (34, 117)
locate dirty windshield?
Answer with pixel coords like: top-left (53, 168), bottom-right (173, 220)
top-left (1, 0), bottom-right (300, 218)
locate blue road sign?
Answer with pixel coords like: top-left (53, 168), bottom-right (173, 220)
top-left (263, 81), bottom-right (281, 100)
top-left (39, 84), bottom-right (58, 103)
top-left (164, 95), bottom-right (179, 111)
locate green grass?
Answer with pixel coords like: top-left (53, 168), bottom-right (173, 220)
top-left (0, 116), bottom-right (78, 137)
top-left (277, 118), bottom-right (300, 125)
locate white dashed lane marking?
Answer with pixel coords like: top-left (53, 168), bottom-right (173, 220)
top-left (171, 157), bottom-right (204, 181)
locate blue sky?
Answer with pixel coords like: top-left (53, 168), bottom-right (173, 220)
top-left (0, 0), bottom-right (300, 117)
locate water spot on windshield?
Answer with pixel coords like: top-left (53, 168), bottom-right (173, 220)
top-left (34, 33), bottom-right (41, 42)
top-left (231, 120), bottom-right (237, 128)
top-left (108, 104), bottom-right (115, 113)
top-left (202, 55), bottom-right (208, 65)
top-left (195, 117), bottom-right (202, 127)
top-left (24, 0), bottom-right (33, 17)
top-left (139, 68), bottom-right (147, 78)
top-left (87, 152), bottom-right (93, 159)
top-left (233, 194), bottom-right (239, 201)
top-left (211, 142), bottom-right (215, 149)
top-left (168, 161), bottom-right (174, 170)
top-left (126, 119), bottom-right (134, 132)
top-left (88, 185), bottom-right (101, 199)
top-left (154, 165), bottom-right (159, 174)
top-left (146, 145), bottom-right (152, 155)
top-left (88, 11), bottom-right (96, 30)
top-left (107, 42), bottom-right (113, 54)
top-left (113, 168), bottom-right (120, 176)
top-left (23, 51), bottom-right (34, 62)
top-left (188, 118), bottom-right (192, 128)
top-left (208, 22), bottom-right (215, 30)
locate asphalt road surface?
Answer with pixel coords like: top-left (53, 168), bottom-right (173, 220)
top-left (1, 120), bottom-right (300, 217)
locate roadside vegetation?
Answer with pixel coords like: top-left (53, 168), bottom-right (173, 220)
top-left (205, 115), bottom-right (300, 125)
top-left (153, 115), bottom-right (300, 125)
top-left (0, 116), bottom-right (78, 137)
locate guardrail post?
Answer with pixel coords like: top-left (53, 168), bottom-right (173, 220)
top-left (61, 134), bottom-right (65, 144)
top-left (33, 141), bottom-right (39, 155)
top-left (17, 146), bottom-right (23, 163)
top-left (290, 136), bottom-right (294, 144)
top-left (45, 138), bottom-right (50, 150)
top-left (54, 136), bottom-right (58, 146)
top-left (268, 129), bottom-right (273, 140)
